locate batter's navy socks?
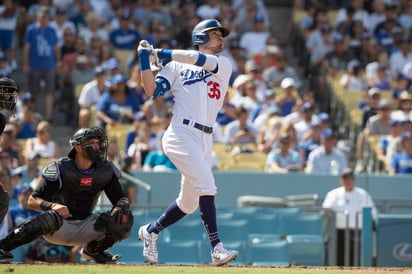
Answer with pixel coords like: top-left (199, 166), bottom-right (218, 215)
top-left (80, 247), bottom-right (121, 264)
top-left (199, 196), bottom-right (220, 247)
top-left (0, 249), bottom-right (13, 263)
top-left (211, 242), bottom-right (238, 266)
top-left (138, 224), bottom-right (158, 264)
top-left (150, 201), bottom-right (186, 233)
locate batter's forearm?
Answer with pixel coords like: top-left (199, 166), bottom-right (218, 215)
top-left (157, 49), bottom-right (218, 71)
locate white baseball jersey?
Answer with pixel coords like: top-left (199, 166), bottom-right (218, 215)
top-left (156, 53), bottom-right (232, 213)
top-left (158, 54), bottom-right (232, 126)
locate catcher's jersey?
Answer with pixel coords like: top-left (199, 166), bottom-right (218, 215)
top-left (157, 54), bottom-right (232, 126)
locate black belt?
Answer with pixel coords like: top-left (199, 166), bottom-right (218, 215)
top-left (183, 119), bottom-right (213, 134)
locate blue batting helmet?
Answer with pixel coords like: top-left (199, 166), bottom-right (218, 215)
top-left (192, 19), bottom-right (230, 46)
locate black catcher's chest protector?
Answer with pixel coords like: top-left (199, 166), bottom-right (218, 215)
top-left (54, 158), bottom-right (115, 219)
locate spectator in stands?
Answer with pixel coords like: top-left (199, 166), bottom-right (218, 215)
top-left (263, 53), bottom-right (302, 91)
top-left (77, 66), bottom-right (109, 128)
top-left (322, 167), bottom-right (377, 266)
top-left (239, 14), bottom-right (270, 56)
top-left (0, 0), bottom-right (20, 71)
top-left (306, 128), bottom-right (348, 174)
top-left (364, 99), bottom-right (392, 136)
top-left (390, 131), bottom-right (412, 174)
top-left (13, 151), bottom-right (42, 187)
top-left (12, 92), bottom-right (43, 140)
top-left (390, 35), bottom-right (412, 79)
top-left (118, 155), bottom-right (136, 205)
top-left (266, 133), bottom-right (302, 173)
top-left (391, 91), bottom-right (412, 121)
top-left (233, 0), bottom-right (270, 35)
top-left (339, 59), bottom-right (367, 92)
top-left (78, 12), bottom-right (109, 46)
top-left (143, 133), bottom-right (176, 172)
top-left (294, 102), bottom-right (317, 143)
top-left (391, 73), bottom-right (410, 107)
top-left (375, 119), bottom-right (402, 172)
top-left (25, 120), bottom-right (60, 159)
top-left (299, 119), bottom-right (322, 170)
top-left (26, 0), bottom-right (55, 24)
top-left (141, 92), bottom-right (173, 131)
top-left (109, 11), bottom-right (141, 50)
top-left (230, 79), bottom-right (261, 116)
top-left (251, 89), bottom-right (277, 126)
top-left (8, 184), bottom-right (38, 229)
top-left (0, 52), bottom-right (12, 78)
top-left (70, 0), bottom-right (93, 32)
top-left (366, 0), bottom-right (386, 36)
top-left (399, 0), bottom-right (412, 32)
top-left (276, 77), bottom-right (299, 117)
top-left (216, 92), bottom-right (237, 128)
top-left (23, 6), bottom-right (60, 123)
top-left (96, 74), bottom-right (142, 128)
top-left (365, 49), bottom-right (389, 86)
top-left (0, 124), bottom-right (24, 169)
top-left (223, 106), bottom-right (257, 147)
top-left (336, 0), bottom-right (369, 33)
top-left (256, 110), bottom-right (282, 154)
top-left (49, 8), bottom-right (76, 47)
top-left (196, 0), bottom-right (221, 20)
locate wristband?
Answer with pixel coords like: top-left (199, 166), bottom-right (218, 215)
top-left (158, 49), bottom-right (172, 60)
top-left (139, 54), bottom-right (151, 71)
top-left (40, 201), bottom-right (53, 211)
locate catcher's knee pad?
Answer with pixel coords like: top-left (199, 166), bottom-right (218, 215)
top-left (1, 210), bottom-right (63, 250)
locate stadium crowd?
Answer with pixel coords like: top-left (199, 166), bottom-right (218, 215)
top-left (0, 0), bottom-right (409, 265)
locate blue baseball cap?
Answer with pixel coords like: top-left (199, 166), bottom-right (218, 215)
top-left (15, 184), bottom-right (32, 195)
top-left (109, 74), bottom-right (128, 84)
top-left (400, 132), bottom-right (412, 142)
top-left (321, 128), bottom-right (335, 139)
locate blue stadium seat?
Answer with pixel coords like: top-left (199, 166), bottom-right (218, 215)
top-left (165, 218), bottom-right (204, 241)
top-left (213, 219), bottom-right (249, 242)
top-left (248, 233), bottom-right (282, 244)
top-left (279, 213), bottom-right (323, 236)
top-left (157, 241), bottom-right (201, 264)
top-left (248, 214), bottom-right (279, 234)
top-left (286, 234), bottom-right (325, 266)
top-left (110, 241), bottom-right (143, 264)
top-left (246, 240), bottom-right (290, 266)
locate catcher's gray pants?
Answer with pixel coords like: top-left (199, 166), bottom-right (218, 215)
top-left (43, 214), bottom-right (105, 246)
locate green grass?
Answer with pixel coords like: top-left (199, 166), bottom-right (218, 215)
top-left (1, 265), bottom-right (411, 274)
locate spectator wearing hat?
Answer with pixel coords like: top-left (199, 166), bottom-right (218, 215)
top-left (294, 102), bottom-right (317, 143)
top-left (390, 131), bottom-right (412, 174)
top-left (263, 53), bottom-right (303, 91)
top-left (12, 93), bottom-right (43, 140)
top-left (23, 5), bottom-right (60, 123)
top-left (233, 0), bottom-right (270, 35)
top-left (391, 73), bottom-right (411, 107)
top-left (369, 63), bottom-right (392, 91)
top-left (109, 10), bottom-right (141, 50)
top-left (299, 119), bottom-right (322, 169)
top-left (13, 151), bottom-right (42, 187)
top-left (96, 74), bottom-right (142, 128)
top-left (49, 8), bottom-right (76, 47)
top-left (8, 184), bottom-right (38, 229)
top-left (239, 14), bottom-right (270, 56)
top-left (322, 167), bottom-right (377, 266)
top-left (77, 66), bottom-right (110, 128)
top-left (364, 99), bottom-right (392, 136)
top-left (306, 128), bottom-right (348, 174)
top-left (339, 59), bottom-right (367, 92)
top-left (276, 77), bottom-right (299, 117)
top-left (266, 133), bottom-right (302, 173)
top-left (375, 119), bottom-right (402, 172)
top-left (391, 90), bottom-right (412, 121)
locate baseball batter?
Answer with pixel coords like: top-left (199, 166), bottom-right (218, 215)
top-left (137, 19), bottom-right (238, 266)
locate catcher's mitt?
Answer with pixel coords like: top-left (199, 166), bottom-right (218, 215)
top-left (94, 197), bottom-right (133, 241)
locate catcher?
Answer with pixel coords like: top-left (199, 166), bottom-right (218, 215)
top-left (0, 76), bottom-right (18, 229)
top-left (0, 127), bottom-right (133, 263)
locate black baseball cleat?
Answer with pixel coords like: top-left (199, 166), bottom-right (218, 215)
top-left (81, 247), bottom-right (121, 264)
top-left (0, 249), bottom-right (13, 263)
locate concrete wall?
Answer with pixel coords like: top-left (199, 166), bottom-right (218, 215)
top-left (131, 171), bottom-right (412, 212)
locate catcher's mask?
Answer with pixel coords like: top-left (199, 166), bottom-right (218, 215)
top-left (191, 19), bottom-right (230, 46)
top-left (68, 127), bottom-right (108, 162)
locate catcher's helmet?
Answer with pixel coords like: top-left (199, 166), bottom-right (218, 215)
top-left (0, 76), bottom-right (18, 113)
top-left (192, 19), bottom-right (230, 46)
top-left (68, 127), bottom-right (108, 162)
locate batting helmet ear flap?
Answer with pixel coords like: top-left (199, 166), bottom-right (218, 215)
top-left (0, 113), bottom-right (6, 135)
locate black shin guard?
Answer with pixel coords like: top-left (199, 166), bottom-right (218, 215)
top-left (0, 210), bottom-right (63, 251)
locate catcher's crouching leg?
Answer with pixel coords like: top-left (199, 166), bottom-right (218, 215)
top-left (0, 210), bottom-right (63, 252)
